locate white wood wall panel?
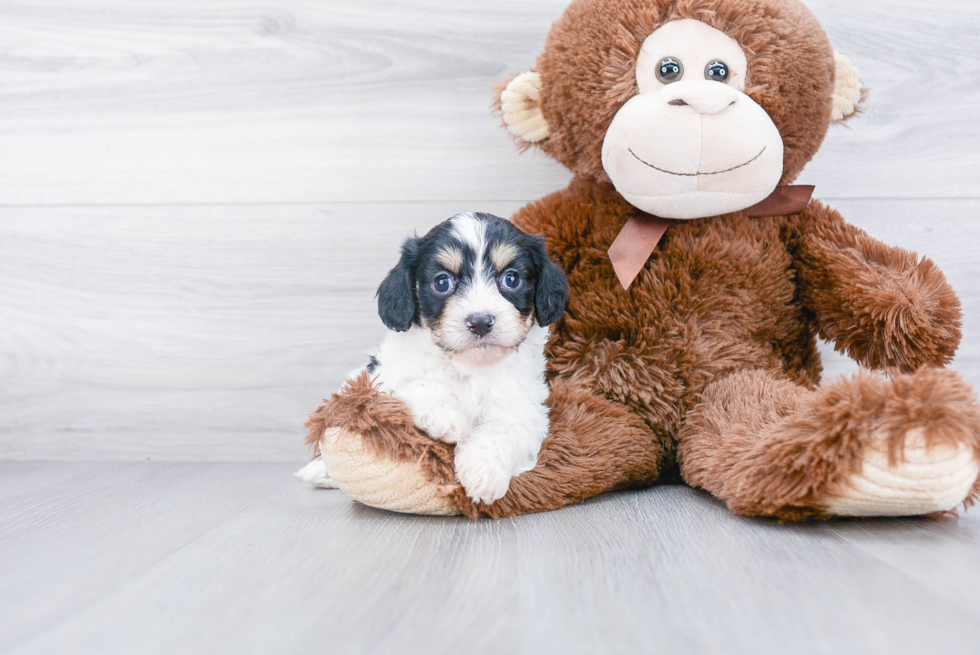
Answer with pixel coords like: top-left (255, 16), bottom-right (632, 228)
top-left (1, 200), bottom-right (977, 460)
top-left (0, 201), bottom-right (521, 460)
top-left (1, 0), bottom-right (978, 459)
top-left (0, 0), bottom-right (978, 205)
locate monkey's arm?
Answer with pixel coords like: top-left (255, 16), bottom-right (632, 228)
top-left (791, 201), bottom-right (962, 372)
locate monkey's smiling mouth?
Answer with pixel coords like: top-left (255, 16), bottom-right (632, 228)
top-left (628, 147), bottom-right (767, 177)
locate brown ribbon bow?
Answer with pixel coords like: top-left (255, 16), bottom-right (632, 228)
top-left (608, 185), bottom-right (815, 290)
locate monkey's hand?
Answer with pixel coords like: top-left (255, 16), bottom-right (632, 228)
top-left (793, 202), bottom-right (962, 372)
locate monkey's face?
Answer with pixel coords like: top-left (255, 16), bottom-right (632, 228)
top-left (498, 0), bottom-right (863, 221)
top-left (600, 19), bottom-right (785, 219)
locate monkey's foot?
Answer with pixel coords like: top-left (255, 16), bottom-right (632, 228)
top-left (824, 427), bottom-right (979, 516)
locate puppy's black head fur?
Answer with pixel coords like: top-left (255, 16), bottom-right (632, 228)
top-left (478, 214), bottom-right (569, 327)
top-left (376, 213), bottom-right (568, 333)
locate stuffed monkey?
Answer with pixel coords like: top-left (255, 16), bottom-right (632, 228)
top-left (308, 0), bottom-right (980, 520)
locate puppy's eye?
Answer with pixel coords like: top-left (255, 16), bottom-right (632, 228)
top-left (501, 270), bottom-right (521, 290)
top-left (433, 273), bottom-right (455, 294)
top-left (656, 57), bottom-right (683, 84)
top-left (705, 60), bottom-right (729, 83)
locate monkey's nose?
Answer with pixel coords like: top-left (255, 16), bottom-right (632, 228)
top-left (466, 314), bottom-right (495, 336)
top-left (663, 81), bottom-right (739, 115)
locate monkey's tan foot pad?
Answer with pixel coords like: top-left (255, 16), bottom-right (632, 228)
top-left (823, 428), bottom-right (979, 517)
top-left (320, 427), bottom-right (460, 516)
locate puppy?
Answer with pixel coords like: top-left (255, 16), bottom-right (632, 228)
top-left (345, 212), bottom-right (569, 504)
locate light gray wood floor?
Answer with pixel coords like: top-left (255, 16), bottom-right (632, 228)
top-left (1, 462), bottom-right (979, 655)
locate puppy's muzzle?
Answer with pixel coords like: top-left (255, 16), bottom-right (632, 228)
top-left (465, 314), bottom-right (495, 337)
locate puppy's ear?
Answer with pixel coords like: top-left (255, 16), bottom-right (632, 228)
top-left (377, 237), bottom-right (420, 332)
top-left (528, 235), bottom-right (569, 326)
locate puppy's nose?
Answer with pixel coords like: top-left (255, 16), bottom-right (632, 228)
top-left (465, 314), bottom-right (494, 336)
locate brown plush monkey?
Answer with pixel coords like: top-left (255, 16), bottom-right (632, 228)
top-left (308, 0), bottom-right (980, 520)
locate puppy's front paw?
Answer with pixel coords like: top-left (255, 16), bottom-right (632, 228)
top-left (414, 405), bottom-right (469, 444)
top-left (454, 446), bottom-right (513, 505)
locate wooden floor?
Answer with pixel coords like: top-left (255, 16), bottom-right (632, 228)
top-left (1, 462), bottom-right (979, 655)
top-left (3, 1), bottom-right (980, 652)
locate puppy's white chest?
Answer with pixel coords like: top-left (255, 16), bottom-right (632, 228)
top-left (446, 361), bottom-right (514, 421)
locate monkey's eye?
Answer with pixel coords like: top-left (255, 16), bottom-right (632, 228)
top-left (501, 270), bottom-right (522, 290)
top-left (433, 273), bottom-right (455, 294)
top-left (656, 57), bottom-right (683, 84)
top-left (705, 61), bottom-right (730, 83)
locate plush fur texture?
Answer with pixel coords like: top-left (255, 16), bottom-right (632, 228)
top-left (307, 372), bottom-right (661, 519)
top-left (677, 367), bottom-right (980, 520)
top-left (306, 372), bottom-right (459, 493)
top-left (308, 0), bottom-right (980, 519)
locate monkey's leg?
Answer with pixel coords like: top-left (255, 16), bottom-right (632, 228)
top-left (309, 374), bottom-right (664, 518)
top-left (461, 378), bottom-right (666, 518)
top-left (676, 368), bottom-right (980, 520)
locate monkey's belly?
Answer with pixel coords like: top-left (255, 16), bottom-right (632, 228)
top-left (551, 255), bottom-right (809, 435)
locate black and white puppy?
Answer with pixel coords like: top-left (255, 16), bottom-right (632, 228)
top-left (347, 212), bottom-right (568, 504)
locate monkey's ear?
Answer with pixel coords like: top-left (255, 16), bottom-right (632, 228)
top-left (499, 71), bottom-right (551, 143)
top-left (831, 53), bottom-right (864, 123)
top-left (376, 237), bottom-right (419, 332)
